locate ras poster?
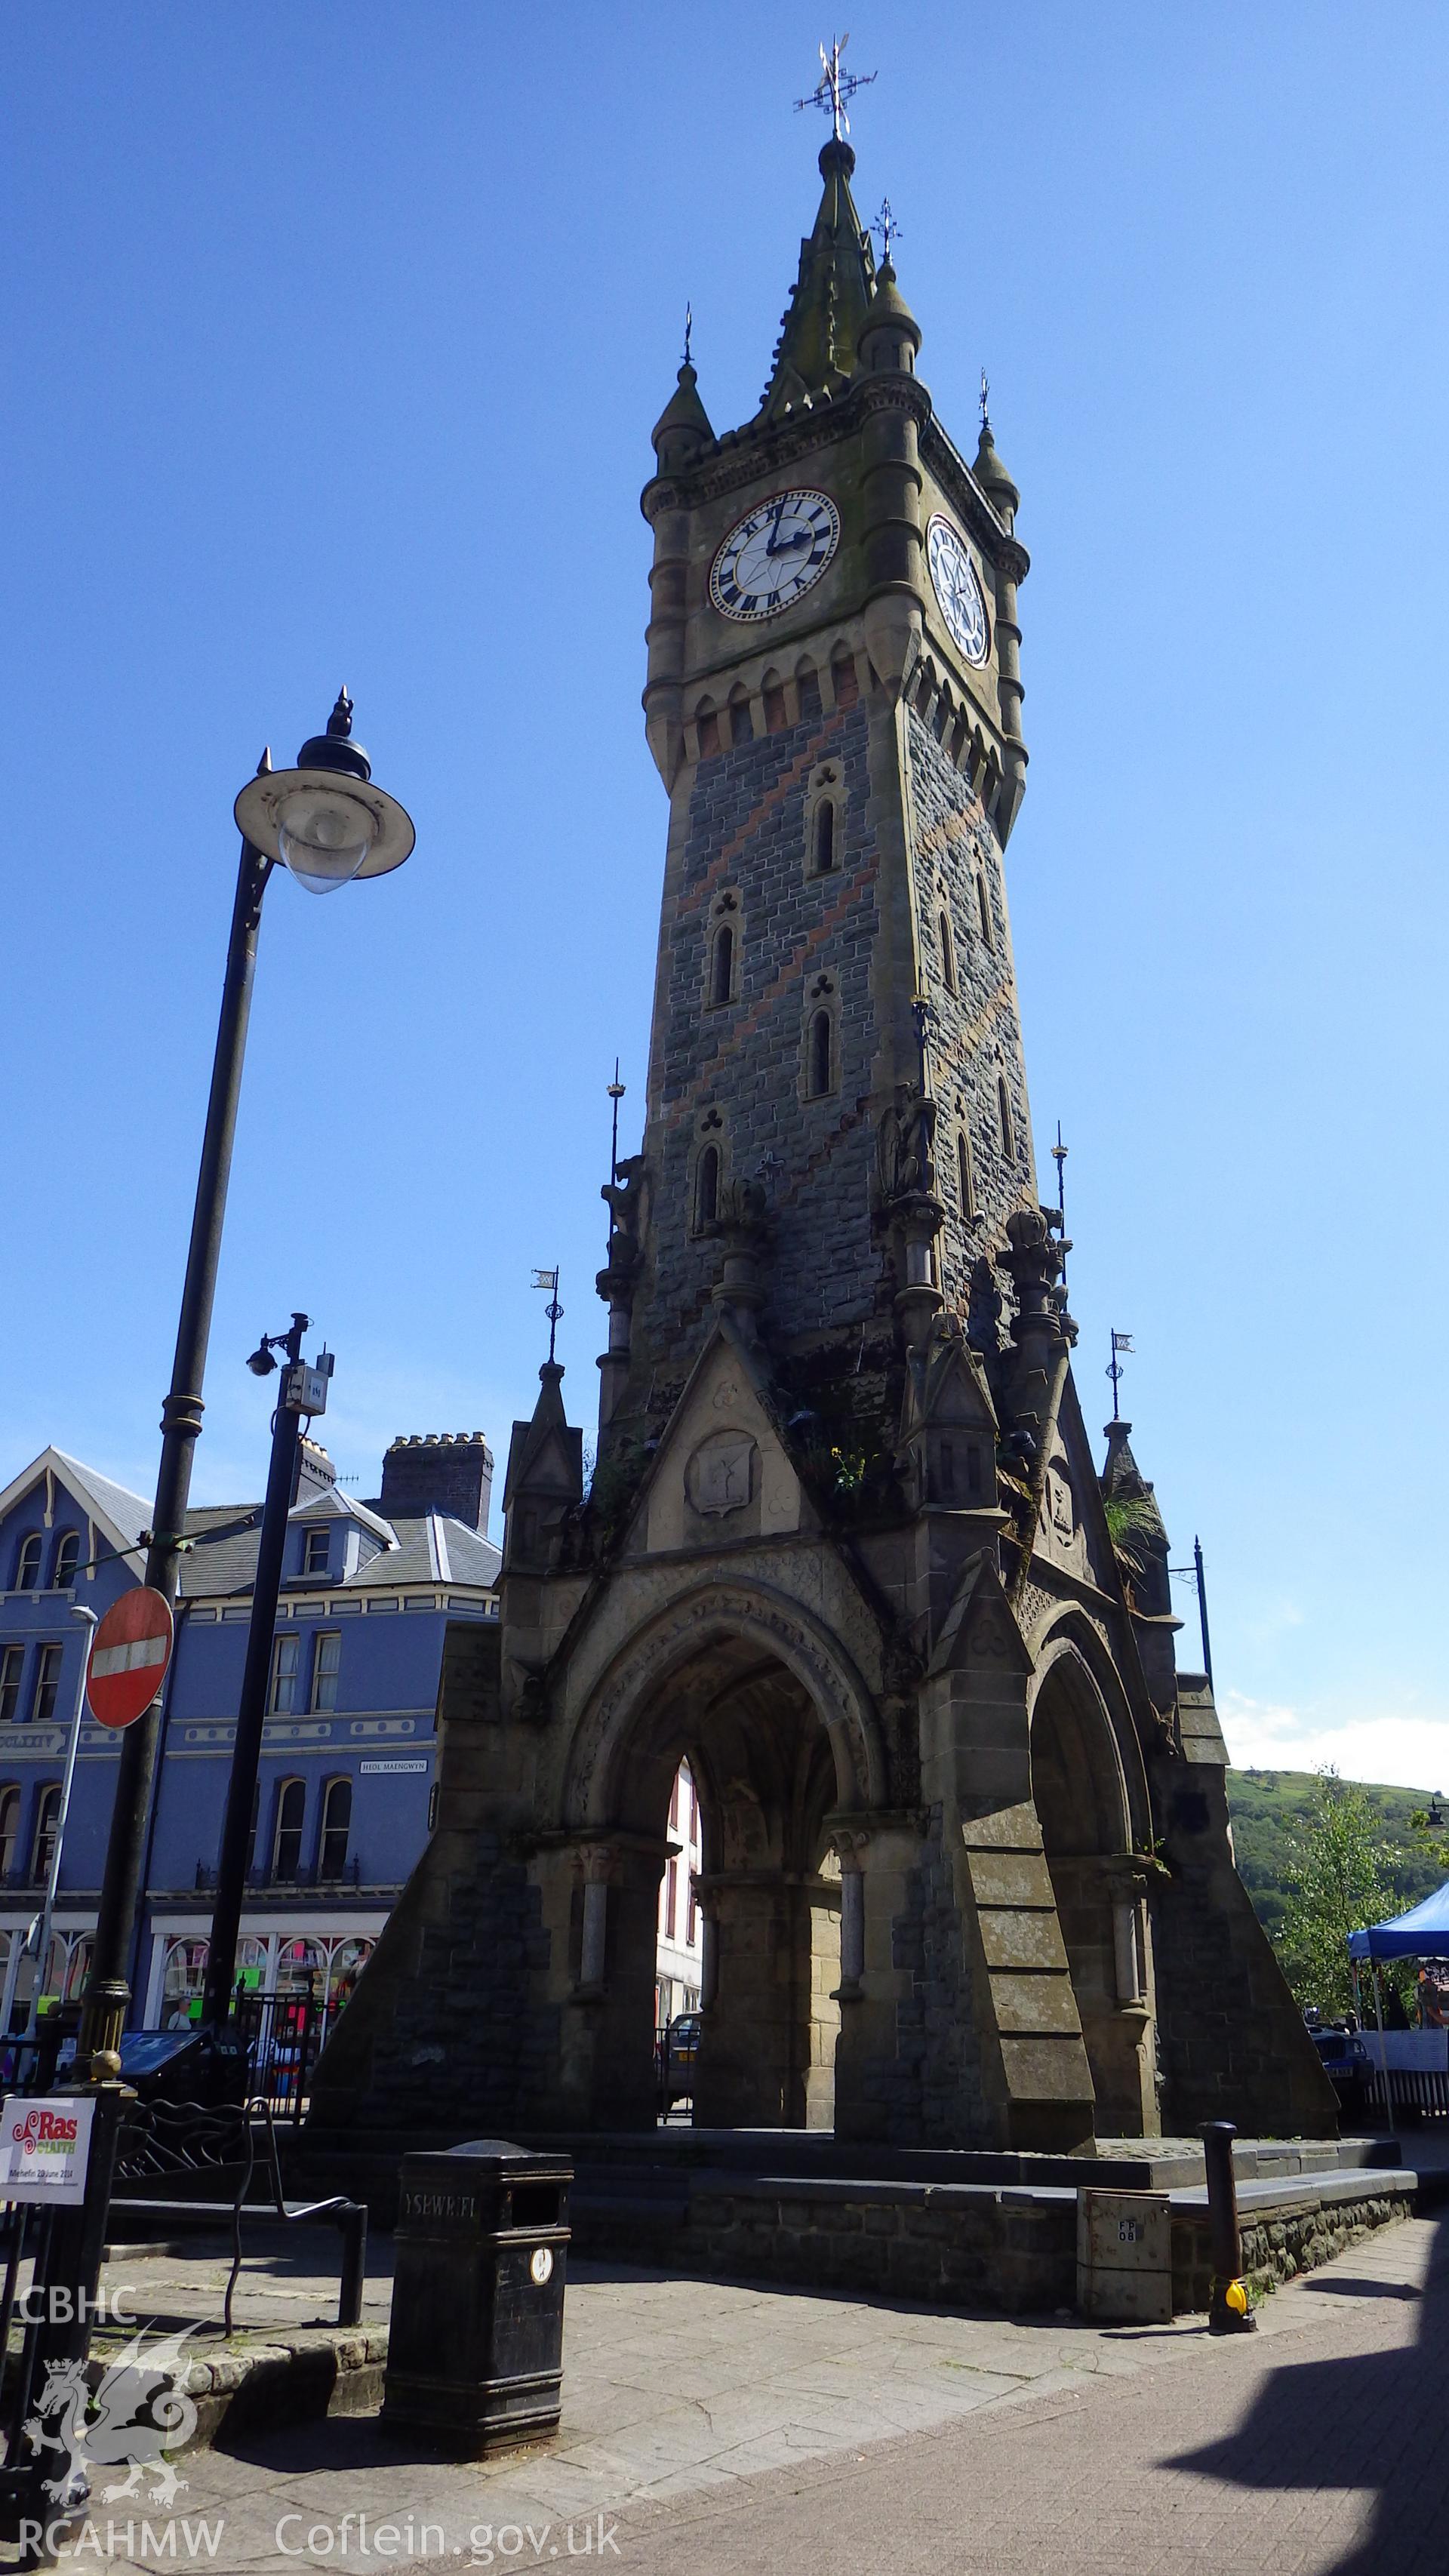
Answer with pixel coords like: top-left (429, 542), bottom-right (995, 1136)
top-left (0, 2097), bottom-right (96, 2204)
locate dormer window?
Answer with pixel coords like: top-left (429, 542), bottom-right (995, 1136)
top-left (15, 1535), bottom-right (42, 1593)
top-left (302, 1526), bottom-right (330, 1578)
top-left (52, 1532), bottom-right (80, 1590)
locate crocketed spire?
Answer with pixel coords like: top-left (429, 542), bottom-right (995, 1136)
top-left (759, 139), bottom-right (875, 422)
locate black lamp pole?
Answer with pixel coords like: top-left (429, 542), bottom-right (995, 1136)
top-left (77, 827), bottom-right (272, 2071)
top-left (76, 694), bottom-right (414, 2074)
top-left (201, 1314), bottom-right (317, 2031)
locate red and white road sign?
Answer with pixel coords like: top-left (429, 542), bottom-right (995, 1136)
top-left (85, 1588), bottom-right (174, 1730)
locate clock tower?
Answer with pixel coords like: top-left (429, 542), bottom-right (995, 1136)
top-left (602, 128), bottom-right (1037, 1440)
top-left (311, 116), bottom-right (1336, 2162)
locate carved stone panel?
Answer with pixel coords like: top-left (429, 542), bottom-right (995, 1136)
top-left (686, 1430), bottom-right (757, 1519)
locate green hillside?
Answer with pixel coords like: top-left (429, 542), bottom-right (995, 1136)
top-left (1226, 1769), bottom-right (1444, 1939)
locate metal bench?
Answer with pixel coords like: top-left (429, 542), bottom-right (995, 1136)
top-left (112, 2097), bottom-right (367, 2332)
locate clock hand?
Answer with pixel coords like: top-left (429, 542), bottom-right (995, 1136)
top-left (764, 499), bottom-right (791, 556)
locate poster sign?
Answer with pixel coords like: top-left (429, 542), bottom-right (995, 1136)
top-left (0, 2095), bottom-right (96, 2205)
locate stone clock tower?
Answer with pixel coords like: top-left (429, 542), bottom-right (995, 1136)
top-left (311, 132), bottom-right (1334, 2156)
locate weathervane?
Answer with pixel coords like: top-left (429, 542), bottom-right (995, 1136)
top-left (532, 1266), bottom-right (565, 1366)
top-left (1107, 1327), bottom-right (1134, 1422)
top-left (682, 302), bottom-right (693, 367)
top-left (795, 32), bottom-right (876, 141)
top-left (980, 369), bottom-right (991, 430)
top-left (607, 1060), bottom-right (626, 1187)
top-left (870, 197), bottom-right (902, 262)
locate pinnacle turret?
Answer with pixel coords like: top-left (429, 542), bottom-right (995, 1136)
top-left (854, 256), bottom-right (921, 378)
top-left (974, 414), bottom-right (1020, 528)
top-left (651, 360), bottom-right (715, 472)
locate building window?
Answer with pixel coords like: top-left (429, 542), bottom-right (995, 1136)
top-left (318, 1776), bottom-right (352, 1880)
top-left (665, 1856), bottom-right (678, 1940)
top-left (31, 1645), bottom-right (62, 1728)
top-left (956, 1129), bottom-right (975, 1223)
top-left (709, 922), bottom-right (734, 1008)
top-left (729, 691), bottom-right (752, 747)
top-left (762, 676), bottom-right (787, 733)
top-left (814, 800), bottom-right (835, 873)
top-left (808, 1009), bottom-right (834, 1098)
top-left (51, 1532), bottom-right (80, 1590)
top-left (269, 1635), bottom-right (300, 1714)
top-left (32, 1783), bottom-right (62, 1884)
top-left (0, 1785), bottom-right (18, 1876)
top-left (697, 703), bottom-right (721, 759)
top-left (998, 1074), bottom-right (1016, 1160)
top-left (686, 1879), bottom-right (699, 1944)
top-left (0, 1649), bottom-right (22, 1728)
top-left (694, 1143), bottom-right (719, 1233)
top-left (977, 869), bottom-right (994, 949)
top-left (939, 909), bottom-right (958, 995)
top-left (832, 650), bottom-right (859, 709)
top-left (312, 1631), bottom-right (341, 1713)
top-left (15, 1534), bottom-right (42, 1593)
top-left (302, 1525), bottom-right (329, 1577)
top-left (272, 1779), bottom-right (306, 1882)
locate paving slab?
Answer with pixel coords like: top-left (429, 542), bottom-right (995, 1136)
top-left (2, 2204), bottom-right (1442, 2570)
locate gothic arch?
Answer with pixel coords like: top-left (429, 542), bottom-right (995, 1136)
top-left (561, 1575), bottom-right (888, 1834)
top-left (1028, 1620), bottom-right (1151, 1854)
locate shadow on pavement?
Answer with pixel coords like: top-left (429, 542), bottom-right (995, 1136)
top-left (1165, 2206), bottom-right (1449, 2576)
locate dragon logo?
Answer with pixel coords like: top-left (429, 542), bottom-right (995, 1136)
top-left (23, 2325), bottom-right (199, 2508)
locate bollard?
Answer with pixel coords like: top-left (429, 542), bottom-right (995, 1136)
top-left (1201, 2119), bottom-right (1256, 2334)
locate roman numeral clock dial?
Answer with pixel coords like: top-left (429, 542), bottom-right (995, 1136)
top-left (709, 489), bottom-right (841, 621)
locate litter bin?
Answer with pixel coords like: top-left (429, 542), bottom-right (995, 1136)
top-left (380, 2138), bottom-right (571, 2454)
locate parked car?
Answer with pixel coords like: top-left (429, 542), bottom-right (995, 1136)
top-left (657, 2012), bottom-right (700, 2114)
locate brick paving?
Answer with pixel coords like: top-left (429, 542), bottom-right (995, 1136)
top-left (21, 2205), bottom-right (1447, 2571)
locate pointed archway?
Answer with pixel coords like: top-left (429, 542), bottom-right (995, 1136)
top-left (1030, 1640), bottom-right (1159, 2137)
top-left (559, 1581), bottom-right (882, 2131)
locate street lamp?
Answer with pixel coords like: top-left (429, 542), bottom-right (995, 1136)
top-left (76, 691), bottom-right (413, 2075)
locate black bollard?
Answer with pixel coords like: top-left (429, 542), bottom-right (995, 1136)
top-left (1201, 2119), bottom-right (1256, 2334)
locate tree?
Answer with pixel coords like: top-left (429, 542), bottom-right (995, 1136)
top-left (1275, 1768), bottom-right (1407, 2018)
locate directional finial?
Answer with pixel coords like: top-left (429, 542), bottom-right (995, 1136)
top-left (870, 198), bottom-right (901, 262)
top-left (795, 32), bottom-right (877, 141)
top-left (980, 369), bottom-right (991, 430)
top-left (532, 1266), bottom-right (564, 1368)
top-left (1107, 1328), bottom-right (1134, 1422)
top-left (682, 301), bottom-right (693, 366)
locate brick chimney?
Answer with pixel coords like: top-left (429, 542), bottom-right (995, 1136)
top-left (378, 1433), bottom-right (494, 1535)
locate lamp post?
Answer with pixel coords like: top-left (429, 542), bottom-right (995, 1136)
top-left (76, 692), bottom-right (413, 2073)
top-left (200, 1315), bottom-right (332, 2033)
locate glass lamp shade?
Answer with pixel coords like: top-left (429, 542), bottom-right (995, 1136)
top-left (275, 786), bottom-right (377, 894)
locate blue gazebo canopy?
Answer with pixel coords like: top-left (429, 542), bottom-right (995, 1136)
top-left (1349, 1878), bottom-right (1449, 1959)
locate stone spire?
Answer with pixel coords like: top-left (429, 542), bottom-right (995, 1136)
top-left (854, 256), bottom-right (921, 380)
top-left (974, 413), bottom-right (1020, 532)
top-left (1100, 1419), bottom-right (1171, 1617)
top-left (651, 360), bottom-right (715, 475)
top-left (759, 138), bottom-right (875, 421)
top-left (500, 1363), bottom-right (583, 1572)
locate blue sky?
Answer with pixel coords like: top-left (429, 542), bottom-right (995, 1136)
top-left (2, 5), bottom-right (1445, 1787)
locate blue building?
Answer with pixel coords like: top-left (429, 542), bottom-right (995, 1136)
top-left (0, 1431), bottom-right (498, 2031)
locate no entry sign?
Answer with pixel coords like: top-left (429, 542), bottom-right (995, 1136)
top-left (86, 1587), bottom-right (174, 1729)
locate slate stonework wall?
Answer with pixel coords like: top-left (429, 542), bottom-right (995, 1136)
top-left (903, 708), bottom-right (1037, 1318)
top-left (635, 695), bottom-right (881, 1366)
top-left (354, 1832), bottom-right (558, 2132)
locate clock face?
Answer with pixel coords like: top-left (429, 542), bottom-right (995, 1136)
top-left (710, 489), bottom-right (841, 622)
top-left (927, 515), bottom-right (991, 667)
